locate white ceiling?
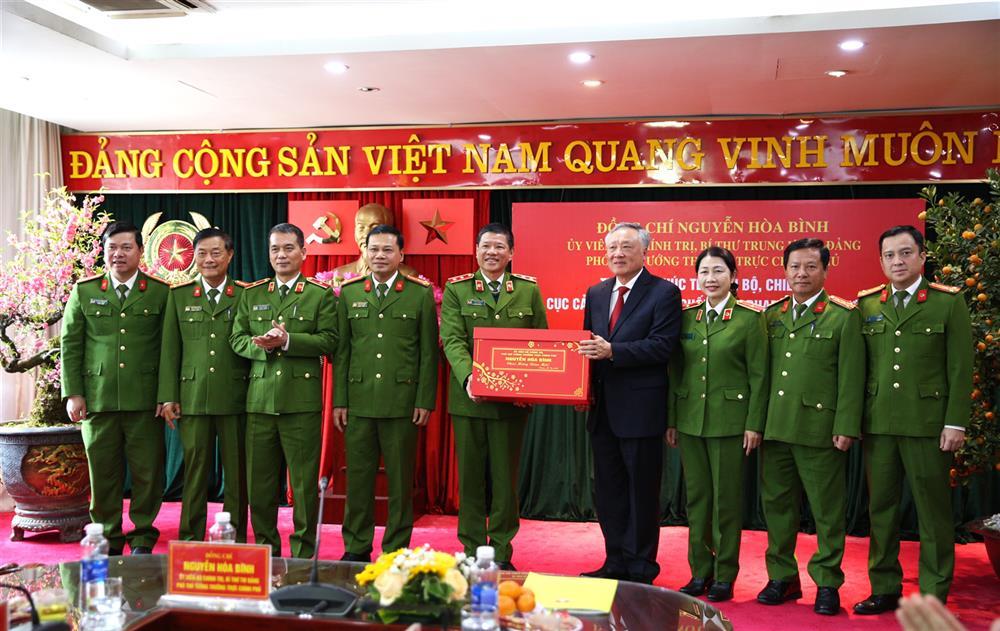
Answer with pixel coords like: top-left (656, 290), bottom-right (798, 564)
top-left (0, 0), bottom-right (997, 133)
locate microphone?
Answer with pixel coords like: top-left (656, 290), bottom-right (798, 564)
top-left (0, 582), bottom-right (70, 630)
top-left (268, 476), bottom-right (359, 616)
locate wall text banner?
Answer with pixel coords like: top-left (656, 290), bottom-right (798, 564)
top-left (61, 112), bottom-right (998, 191)
top-left (512, 200), bottom-right (923, 330)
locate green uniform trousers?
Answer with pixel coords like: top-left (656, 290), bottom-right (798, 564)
top-left (452, 414), bottom-right (527, 563)
top-left (81, 411), bottom-right (165, 551)
top-left (342, 415), bottom-right (418, 555)
top-left (177, 414), bottom-right (248, 543)
top-left (761, 440), bottom-right (847, 588)
top-left (864, 434), bottom-right (954, 599)
top-left (678, 433), bottom-right (745, 582)
top-left (246, 412), bottom-right (320, 559)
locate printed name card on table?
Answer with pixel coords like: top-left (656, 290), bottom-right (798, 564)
top-left (167, 541), bottom-right (271, 600)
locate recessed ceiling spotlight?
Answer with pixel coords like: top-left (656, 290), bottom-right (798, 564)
top-left (358, 86), bottom-right (380, 92)
top-left (324, 61), bottom-right (349, 74)
top-left (581, 79), bottom-right (604, 88)
top-left (826, 70), bottom-right (848, 78)
top-left (569, 51), bottom-right (594, 64)
top-left (839, 39), bottom-right (865, 51)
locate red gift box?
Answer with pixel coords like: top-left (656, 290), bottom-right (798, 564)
top-left (470, 328), bottom-right (591, 405)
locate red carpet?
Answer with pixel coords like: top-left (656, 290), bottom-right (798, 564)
top-left (2, 502), bottom-right (997, 630)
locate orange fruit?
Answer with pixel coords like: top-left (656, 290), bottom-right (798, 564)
top-left (942, 265), bottom-right (953, 275)
top-left (517, 589), bottom-right (535, 613)
top-left (498, 595), bottom-right (516, 616)
top-left (962, 230), bottom-right (976, 240)
top-left (977, 342), bottom-right (987, 352)
top-left (972, 197), bottom-right (983, 206)
top-left (938, 199), bottom-right (947, 207)
top-left (987, 335), bottom-right (995, 343)
top-left (974, 223), bottom-right (984, 231)
top-left (499, 580), bottom-right (522, 599)
top-left (977, 293), bottom-right (988, 302)
top-left (918, 210), bottom-right (927, 220)
top-left (969, 254), bottom-right (983, 265)
top-left (966, 278), bottom-right (977, 287)
top-left (986, 412), bottom-right (995, 421)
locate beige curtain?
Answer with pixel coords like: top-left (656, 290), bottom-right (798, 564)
top-left (0, 108), bottom-right (64, 424)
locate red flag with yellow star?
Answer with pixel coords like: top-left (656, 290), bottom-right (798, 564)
top-left (401, 198), bottom-right (474, 254)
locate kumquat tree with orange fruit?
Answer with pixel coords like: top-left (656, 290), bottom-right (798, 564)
top-left (920, 168), bottom-right (1000, 485)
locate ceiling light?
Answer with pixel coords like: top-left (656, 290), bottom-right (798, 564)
top-left (581, 79), bottom-right (604, 88)
top-left (568, 52), bottom-right (593, 64)
top-left (839, 39), bottom-right (865, 51)
top-left (826, 70), bottom-right (847, 78)
top-left (357, 86), bottom-right (380, 92)
top-left (324, 61), bottom-right (349, 74)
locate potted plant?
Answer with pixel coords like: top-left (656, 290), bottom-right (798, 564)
top-left (0, 186), bottom-right (110, 542)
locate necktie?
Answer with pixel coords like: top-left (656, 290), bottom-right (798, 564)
top-left (894, 290), bottom-right (908, 317)
top-left (488, 280), bottom-right (501, 302)
top-left (117, 284), bottom-right (128, 305)
top-left (279, 285), bottom-right (289, 301)
top-left (794, 302), bottom-right (808, 320)
top-left (707, 309), bottom-right (718, 328)
top-left (207, 288), bottom-right (220, 304)
top-left (377, 282), bottom-right (388, 302)
top-left (609, 286), bottom-right (628, 331)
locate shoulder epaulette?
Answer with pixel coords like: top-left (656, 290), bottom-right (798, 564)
top-left (306, 277), bottom-right (329, 289)
top-left (447, 273), bottom-right (475, 284)
top-left (340, 275), bottom-right (366, 286)
top-left (405, 274), bottom-right (431, 287)
top-left (929, 282), bottom-right (961, 294)
top-left (683, 301), bottom-right (704, 311)
top-left (511, 273), bottom-right (537, 283)
top-left (234, 280), bottom-right (251, 288)
top-left (828, 295), bottom-right (857, 310)
top-left (77, 273), bottom-right (104, 284)
top-left (766, 295), bottom-right (790, 310)
top-left (736, 299), bottom-right (764, 312)
top-left (145, 274), bottom-right (170, 286)
top-left (857, 284), bottom-right (885, 298)
top-left (243, 278), bottom-right (270, 289)
top-left (171, 279), bottom-right (196, 289)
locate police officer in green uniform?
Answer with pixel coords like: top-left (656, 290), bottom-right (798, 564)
top-left (853, 226), bottom-right (973, 614)
top-left (440, 223), bottom-right (548, 570)
top-left (158, 228), bottom-right (249, 542)
top-left (230, 223), bottom-right (337, 559)
top-left (333, 224), bottom-right (438, 562)
top-left (666, 246), bottom-right (768, 602)
top-left (757, 238), bottom-right (864, 616)
top-left (61, 221), bottom-right (170, 555)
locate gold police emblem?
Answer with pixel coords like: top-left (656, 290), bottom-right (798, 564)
top-left (140, 211), bottom-right (213, 284)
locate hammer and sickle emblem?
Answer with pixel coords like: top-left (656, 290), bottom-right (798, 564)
top-left (306, 212), bottom-right (342, 244)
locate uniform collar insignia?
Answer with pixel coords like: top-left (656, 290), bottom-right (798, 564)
top-left (781, 299), bottom-right (790, 313)
top-left (880, 289), bottom-right (888, 303)
top-left (364, 279), bottom-right (372, 292)
top-left (225, 285), bottom-right (234, 297)
top-left (917, 289), bottom-right (928, 303)
top-left (193, 285), bottom-right (202, 297)
top-left (813, 301), bottom-right (827, 314)
top-left (695, 309), bottom-right (703, 322)
top-left (267, 281), bottom-right (275, 293)
top-left (475, 279), bottom-right (485, 292)
top-left (294, 281), bottom-right (305, 294)
top-left (506, 279), bottom-right (514, 293)
top-left (138, 278), bottom-right (147, 292)
top-left (100, 277), bottom-right (109, 291)
top-left (395, 279), bottom-right (405, 292)
top-left (722, 308), bottom-right (733, 321)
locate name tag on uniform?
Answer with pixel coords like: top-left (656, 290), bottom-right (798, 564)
top-left (89, 298), bottom-right (109, 305)
top-left (681, 333), bottom-right (694, 340)
top-left (865, 314), bottom-right (884, 323)
top-left (769, 320), bottom-right (783, 328)
top-left (467, 298), bottom-right (486, 306)
top-left (352, 302), bottom-right (367, 308)
top-left (185, 306), bottom-right (203, 312)
top-left (252, 304), bottom-right (270, 311)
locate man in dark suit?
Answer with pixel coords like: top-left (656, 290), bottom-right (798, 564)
top-left (579, 221), bottom-right (682, 584)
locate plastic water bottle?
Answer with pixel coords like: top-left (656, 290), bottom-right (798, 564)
top-left (208, 511), bottom-right (236, 543)
top-left (79, 523), bottom-right (109, 608)
top-left (470, 545), bottom-right (499, 610)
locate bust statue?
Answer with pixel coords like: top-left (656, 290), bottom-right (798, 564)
top-left (330, 202), bottom-right (417, 285)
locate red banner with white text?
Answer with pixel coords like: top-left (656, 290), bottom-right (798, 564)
top-left (511, 200), bottom-right (924, 330)
top-left (61, 111), bottom-right (998, 192)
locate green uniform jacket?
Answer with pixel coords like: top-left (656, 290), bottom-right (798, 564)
top-left (440, 271), bottom-right (548, 418)
top-left (61, 271), bottom-right (171, 412)
top-left (230, 275), bottom-right (338, 414)
top-left (857, 279), bottom-right (973, 436)
top-left (333, 274), bottom-right (439, 416)
top-left (157, 277), bottom-right (250, 415)
top-left (668, 296), bottom-right (769, 436)
top-left (763, 290), bottom-right (864, 447)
